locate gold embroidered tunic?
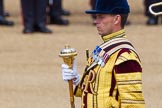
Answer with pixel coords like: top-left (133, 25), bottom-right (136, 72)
top-left (74, 29), bottom-right (145, 108)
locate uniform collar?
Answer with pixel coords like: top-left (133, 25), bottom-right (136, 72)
top-left (102, 29), bottom-right (126, 42)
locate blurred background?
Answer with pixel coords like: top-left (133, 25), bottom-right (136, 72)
top-left (0, 0), bottom-right (162, 108)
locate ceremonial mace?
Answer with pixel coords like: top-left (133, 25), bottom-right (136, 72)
top-left (59, 45), bottom-right (77, 108)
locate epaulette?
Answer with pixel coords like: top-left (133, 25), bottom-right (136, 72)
top-left (115, 50), bottom-right (141, 65)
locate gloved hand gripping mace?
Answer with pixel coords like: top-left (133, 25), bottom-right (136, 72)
top-left (59, 45), bottom-right (77, 108)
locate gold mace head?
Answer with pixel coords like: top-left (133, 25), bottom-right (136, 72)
top-left (59, 45), bottom-right (77, 68)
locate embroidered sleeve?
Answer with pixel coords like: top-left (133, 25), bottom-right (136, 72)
top-left (114, 50), bottom-right (145, 108)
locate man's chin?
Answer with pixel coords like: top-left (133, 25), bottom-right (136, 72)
top-left (98, 32), bottom-right (104, 36)
top-left (97, 31), bottom-right (102, 35)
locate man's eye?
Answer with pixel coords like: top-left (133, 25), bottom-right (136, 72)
top-left (98, 16), bottom-right (105, 19)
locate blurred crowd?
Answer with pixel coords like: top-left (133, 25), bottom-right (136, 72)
top-left (0, 0), bottom-right (70, 34)
top-left (0, 0), bottom-right (162, 34)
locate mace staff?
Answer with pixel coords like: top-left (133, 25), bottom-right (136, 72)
top-left (59, 45), bottom-right (77, 108)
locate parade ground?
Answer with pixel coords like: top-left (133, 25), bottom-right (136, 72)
top-left (0, 0), bottom-right (162, 108)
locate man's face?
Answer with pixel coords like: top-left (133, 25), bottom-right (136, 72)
top-left (94, 14), bottom-right (116, 36)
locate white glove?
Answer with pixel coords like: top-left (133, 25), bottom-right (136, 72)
top-left (61, 59), bottom-right (80, 86)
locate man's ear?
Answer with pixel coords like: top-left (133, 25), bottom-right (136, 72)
top-left (114, 15), bottom-right (121, 25)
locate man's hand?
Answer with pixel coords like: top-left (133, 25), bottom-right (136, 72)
top-left (61, 59), bottom-right (80, 86)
